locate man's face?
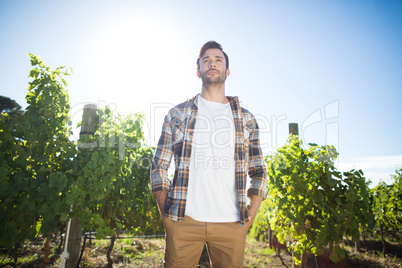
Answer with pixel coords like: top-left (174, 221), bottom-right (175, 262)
top-left (197, 48), bottom-right (230, 85)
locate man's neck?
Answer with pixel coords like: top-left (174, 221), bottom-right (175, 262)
top-left (201, 84), bottom-right (228, 104)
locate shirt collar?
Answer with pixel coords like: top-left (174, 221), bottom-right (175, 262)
top-left (193, 94), bottom-right (239, 108)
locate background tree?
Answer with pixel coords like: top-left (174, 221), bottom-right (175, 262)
top-left (0, 96), bottom-right (23, 116)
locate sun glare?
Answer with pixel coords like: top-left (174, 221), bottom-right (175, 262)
top-left (90, 12), bottom-right (184, 114)
top-left (79, 9), bottom-right (196, 146)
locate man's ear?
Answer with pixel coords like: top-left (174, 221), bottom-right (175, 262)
top-left (197, 70), bottom-right (201, 78)
top-left (226, 68), bottom-right (230, 77)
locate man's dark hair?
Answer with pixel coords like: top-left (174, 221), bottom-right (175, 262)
top-left (196, 41), bottom-right (229, 70)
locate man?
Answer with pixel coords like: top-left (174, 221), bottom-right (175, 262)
top-left (150, 41), bottom-right (267, 267)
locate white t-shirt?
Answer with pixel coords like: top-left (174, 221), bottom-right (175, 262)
top-left (185, 96), bottom-right (239, 222)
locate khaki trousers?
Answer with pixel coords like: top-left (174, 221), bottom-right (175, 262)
top-left (163, 216), bottom-right (250, 268)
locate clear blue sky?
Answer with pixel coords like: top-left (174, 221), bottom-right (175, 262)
top-left (1, 0), bottom-right (401, 186)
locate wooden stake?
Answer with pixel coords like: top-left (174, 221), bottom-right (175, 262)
top-left (65, 104), bottom-right (97, 268)
top-left (289, 123), bottom-right (298, 136)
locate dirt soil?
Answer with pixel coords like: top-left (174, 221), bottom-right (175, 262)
top-left (1, 236), bottom-right (401, 267)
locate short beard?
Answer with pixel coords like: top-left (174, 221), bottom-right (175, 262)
top-left (200, 70), bottom-right (227, 85)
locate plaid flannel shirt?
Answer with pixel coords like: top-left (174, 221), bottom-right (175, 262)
top-left (150, 94), bottom-right (267, 225)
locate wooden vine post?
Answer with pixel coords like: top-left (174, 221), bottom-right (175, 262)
top-left (289, 123), bottom-right (299, 136)
top-left (65, 104), bottom-right (97, 268)
top-left (288, 123), bottom-right (299, 268)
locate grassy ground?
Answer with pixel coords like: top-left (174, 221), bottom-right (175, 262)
top-left (1, 235), bottom-right (401, 267)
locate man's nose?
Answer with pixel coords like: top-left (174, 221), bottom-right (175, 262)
top-left (209, 61), bottom-right (216, 68)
